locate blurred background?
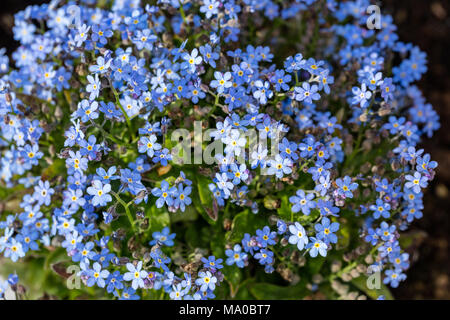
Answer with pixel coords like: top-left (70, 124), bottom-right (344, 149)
top-left (383, 0), bottom-right (450, 300)
top-left (0, 0), bottom-right (448, 299)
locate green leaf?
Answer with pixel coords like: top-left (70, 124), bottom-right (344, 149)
top-left (210, 225), bottom-right (226, 257)
top-left (0, 249), bottom-right (101, 299)
top-left (277, 194), bottom-right (319, 224)
top-left (227, 209), bottom-right (266, 242)
top-left (222, 266), bottom-right (243, 298)
top-left (263, 194), bottom-right (281, 210)
top-left (351, 275), bottom-right (394, 300)
top-left (307, 256), bottom-right (326, 274)
top-left (145, 204), bottom-right (171, 233)
top-left (336, 221), bottom-right (352, 249)
top-left (191, 173), bottom-right (218, 223)
top-left (41, 158), bottom-right (65, 180)
top-left (170, 205), bottom-right (198, 223)
top-left (184, 223), bottom-right (203, 249)
top-left (196, 174), bottom-right (213, 207)
top-left (248, 282), bottom-right (309, 300)
top-left (277, 194), bottom-right (292, 221)
top-left (296, 209), bottom-right (320, 225)
top-left (398, 230), bottom-right (427, 250)
top-left (0, 183), bottom-right (25, 200)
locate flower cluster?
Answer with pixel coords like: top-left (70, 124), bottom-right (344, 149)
top-left (0, 0), bottom-right (439, 300)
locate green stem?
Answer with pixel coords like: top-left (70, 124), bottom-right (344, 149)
top-left (110, 84), bottom-right (136, 142)
top-left (111, 190), bottom-right (136, 232)
top-left (178, 1), bottom-right (190, 33)
top-left (88, 117), bottom-right (133, 149)
top-left (207, 93), bottom-right (221, 119)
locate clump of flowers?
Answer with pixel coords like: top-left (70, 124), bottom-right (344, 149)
top-left (0, 0), bottom-right (439, 300)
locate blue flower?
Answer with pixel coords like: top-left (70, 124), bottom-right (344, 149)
top-left (253, 80), bottom-right (273, 105)
top-left (182, 48), bottom-right (203, 73)
top-left (152, 148), bottom-right (172, 166)
top-left (187, 85), bottom-right (206, 104)
top-left (404, 171), bottom-right (428, 194)
top-left (364, 228), bottom-right (380, 246)
top-left (255, 226), bottom-right (276, 247)
top-left (352, 83), bottom-right (372, 108)
top-left (254, 249), bottom-right (274, 265)
top-left (215, 173), bottom-right (234, 197)
top-left (277, 220), bottom-right (287, 235)
top-left (4, 238), bottom-right (25, 262)
top-left (87, 180), bottom-right (112, 207)
top-left (77, 100), bottom-right (99, 122)
top-left (211, 71), bottom-right (232, 94)
top-left (225, 244), bottom-right (247, 268)
top-left (174, 184), bottom-right (192, 212)
top-left (199, 44), bottom-right (219, 68)
top-left (289, 190), bottom-right (316, 215)
top-left (63, 188), bottom-right (86, 209)
top-left (416, 153), bottom-right (437, 173)
top-left (228, 163), bottom-right (248, 185)
top-left (306, 237), bottom-right (328, 258)
top-left (223, 129), bottom-right (246, 156)
top-left (21, 144), bottom-right (43, 168)
top-left (132, 29), bottom-right (157, 51)
top-left (294, 83), bottom-right (320, 104)
top-left (195, 271), bottom-right (217, 291)
top-left (389, 253), bottom-right (410, 270)
top-left (93, 248), bottom-right (115, 268)
top-left (118, 287), bottom-right (140, 300)
top-left (33, 180), bottom-right (54, 206)
top-left (335, 176), bottom-right (358, 198)
top-left (378, 240), bottom-right (400, 258)
top-left (170, 283), bottom-right (187, 300)
top-left (267, 154), bottom-right (293, 178)
top-left (89, 56), bottom-right (111, 74)
top-left (299, 135), bottom-right (319, 158)
top-left (314, 217), bottom-right (339, 244)
top-left (200, 0), bottom-right (219, 19)
top-left (250, 144), bottom-right (268, 169)
top-left (86, 262), bottom-right (110, 288)
top-left (73, 24), bottom-right (90, 47)
top-left (86, 74), bottom-right (101, 100)
top-left (317, 199), bottom-right (340, 217)
top-left (123, 261), bottom-right (148, 290)
top-left (380, 78), bottom-right (395, 102)
top-left (377, 222), bottom-right (396, 241)
top-left (383, 269), bottom-right (406, 288)
top-left (241, 233), bottom-right (259, 255)
top-left (288, 222), bottom-right (309, 250)
top-left (152, 180), bottom-right (177, 208)
top-left (383, 116), bottom-right (405, 135)
top-left (72, 242), bottom-right (95, 263)
top-left (79, 135), bottom-right (100, 160)
top-left (150, 227), bottom-right (176, 247)
top-left (151, 249), bottom-right (171, 271)
top-left (106, 271), bottom-right (124, 293)
top-left (272, 69), bottom-right (291, 92)
top-left (91, 24), bottom-right (113, 45)
top-left (370, 198), bottom-right (391, 219)
top-left (201, 256), bottom-right (223, 272)
top-left (279, 138), bottom-right (298, 161)
top-left (138, 134), bottom-right (161, 157)
top-left (314, 174), bottom-right (331, 197)
top-left (120, 95), bottom-right (142, 118)
top-left (95, 166), bottom-right (119, 183)
top-left (318, 70), bottom-right (334, 94)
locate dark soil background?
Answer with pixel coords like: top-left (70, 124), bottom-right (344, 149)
top-left (0, 0), bottom-right (448, 299)
top-left (383, 0), bottom-right (450, 300)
